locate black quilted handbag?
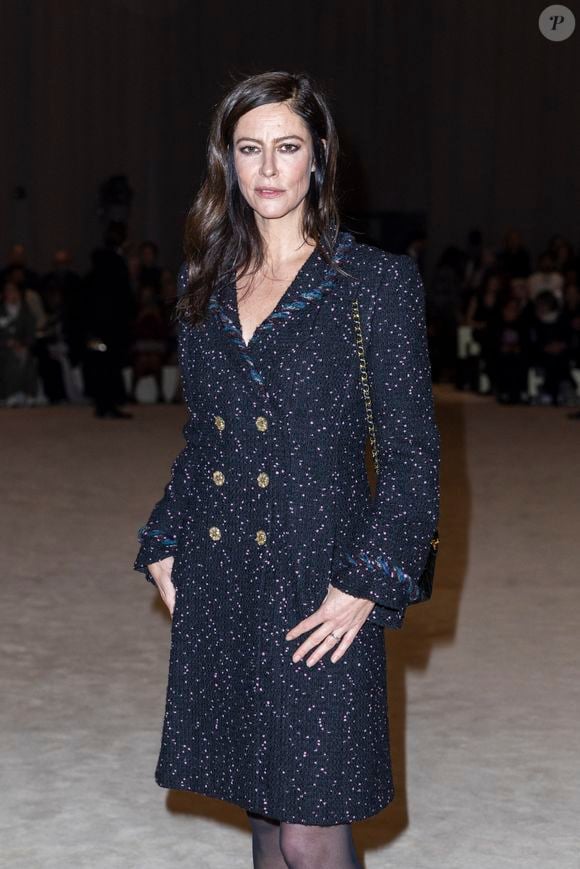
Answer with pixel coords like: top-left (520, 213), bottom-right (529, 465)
top-left (351, 296), bottom-right (439, 603)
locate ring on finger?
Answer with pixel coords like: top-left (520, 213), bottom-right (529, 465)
top-left (329, 631), bottom-right (341, 641)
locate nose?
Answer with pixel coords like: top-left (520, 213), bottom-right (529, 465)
top-left (259, 148), bottom-right (278, 178)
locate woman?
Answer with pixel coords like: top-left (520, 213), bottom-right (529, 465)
top-left (133, 71), bottom-right (440, 868)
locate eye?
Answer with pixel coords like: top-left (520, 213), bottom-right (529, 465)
top-left (279, 143), bottom-right (300, 153)
top-left (239, 145), bottom-right (259, 154)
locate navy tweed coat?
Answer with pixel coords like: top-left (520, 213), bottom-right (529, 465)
top-left (133, 229), bottom-right (440, 826)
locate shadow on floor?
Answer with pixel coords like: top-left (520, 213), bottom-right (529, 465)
top-left (354, 388), bottom-right (470, 863)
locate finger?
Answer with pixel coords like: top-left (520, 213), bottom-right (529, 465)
top-left (292, 622), bottom-right (342, 663)
top-left (306, 626), bottom-right (359, 667)
top-left (304, 632), bottom-right (342, 668)
top-left (329, 628), bottom-right (359, 663)
top-left (285, 610), bottom-right (327, 641)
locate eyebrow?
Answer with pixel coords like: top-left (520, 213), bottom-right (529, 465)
top-left (234, 134), bottom-right (306, 145)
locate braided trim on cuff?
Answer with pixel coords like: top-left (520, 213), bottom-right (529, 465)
top-left (343, 552), bottom-right (419, 602)
top-left (137, 525), bottom-right (178, 549)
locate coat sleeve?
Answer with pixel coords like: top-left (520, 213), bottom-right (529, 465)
top-left (133, 263), bottom-right (190, 584)
top-left (330, 255), bottom-right (440, 626)
top-left (132, 418), bottom-right (195, 584)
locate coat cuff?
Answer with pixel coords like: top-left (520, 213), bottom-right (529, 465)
top-left (133, 526), bottom-right (178, 585)
top-left (330, 569), bottom-right (406, 629)
top-left (330, 550), bottom-right (417, 612)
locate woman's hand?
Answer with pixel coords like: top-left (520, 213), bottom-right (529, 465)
top-left (147, 555), bottom-right (176, 616)
top-left (285, 583), bottom-right (375, 667)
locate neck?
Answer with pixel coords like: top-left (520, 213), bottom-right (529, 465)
top-left (254, 207), bottom-right (315, 269)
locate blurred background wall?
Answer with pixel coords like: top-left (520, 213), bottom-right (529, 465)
top-left (1, 0), bottom-right (578, 275)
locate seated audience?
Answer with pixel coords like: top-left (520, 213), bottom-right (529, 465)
top-left (562, 280), bottom-right (580, 368)
top-left (0, 280), bottom-right (39, 406)
top-left (487, 297), bottom-right (530, 405)
top-left (495, 229), bottom-right (531, 279)
top-left (528, 252), bottom-right (565, 302)
top-left (529, 290), bottom-right (574, 406)
top-left (129, 286), bottom-right (168, 404)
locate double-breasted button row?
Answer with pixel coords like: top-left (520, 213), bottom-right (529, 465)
top-left (208, 526), bottom-right (267, 545)
top-left (255, 416), bottom-right (268, 544)
top-left (215, 413), bottom-right (269, 432)
top-left (209, 414), bottom-right (269, 544)
top-left (211, 469), bottom-right (268, 487)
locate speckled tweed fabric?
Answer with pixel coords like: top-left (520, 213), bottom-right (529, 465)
top-left (133, 229), bottom-right (440, 825)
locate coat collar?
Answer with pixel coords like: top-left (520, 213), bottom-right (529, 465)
top-left (205, 230), bottom-right (357, 392)
top-left (208, 230), bottom-right (356, 337)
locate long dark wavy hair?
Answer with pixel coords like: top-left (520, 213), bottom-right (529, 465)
top-left (175, 70), bottom-right (345, 326)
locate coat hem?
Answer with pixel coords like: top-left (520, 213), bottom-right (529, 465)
top-left (155, 777), bottom-right (395, 827)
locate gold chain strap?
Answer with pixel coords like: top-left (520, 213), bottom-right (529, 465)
top-left (351, 296), bottom-right (439, 553)
top-left (351, 297), bottom-right (379, 475)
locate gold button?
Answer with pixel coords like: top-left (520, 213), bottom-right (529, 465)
top-left (255, 529), bottom-right (267, 545)
top-left (212, 470), bottom-right (225, 486)
top-left (257, 472), bottom-right (269, 488)
top-left (214, 415), bottom-right (225, 431)
top-left (255, 416), bottom-right (268, 431)
top-left (209, 526), bottom-right (222, 541)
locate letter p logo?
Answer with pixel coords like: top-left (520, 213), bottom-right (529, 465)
top-left (539, 5), bottom-right (576, 41)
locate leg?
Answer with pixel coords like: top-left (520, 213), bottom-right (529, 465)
top-left (279, 820), bottom-right (362, 869)
top-left (246, 810), bottom-right (285, 869)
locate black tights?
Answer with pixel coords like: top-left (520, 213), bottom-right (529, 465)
top-left (246, 810), bottom-right (362, 869)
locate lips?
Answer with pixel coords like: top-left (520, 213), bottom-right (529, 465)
top-left (256, 187), bottom-right (285, 197)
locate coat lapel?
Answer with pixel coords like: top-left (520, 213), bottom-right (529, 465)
top-left (207, 231), bottom-right (356, 391)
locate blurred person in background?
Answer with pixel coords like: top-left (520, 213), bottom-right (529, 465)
top-left (81, 226), bottom-right (136, 419)
top-left (158, 269), bottom-right (184, 404)
top-left (496, 228), bottom-right (531, 279)
top-left (426, 245), bottom-right (465, 383)
top-left (562, 279), bottom-right (580, 369)
top-left (529, 290), bottom-right (574, 406)
top-left (462, 272), bottom-right (504, 395)
top-left (547, 235), bottom-right (576, 274)
top-left (128, 285), bottom-right (168, 403)
top-left (0, 243), bottom-right (39, 290)
top-left (565, 277), bottom-right (580, 420)
top-left (487, 295), bottom-right (530, 405)
top-left (137, 241), bottom-right (163, 298)
top-left (0, 280), bottom-right (39, 407)
top-left (528, 251), bottom-right (564, 303)
top-left (41, 250), bottom-right (86, 376)
top-left (462, 227), bottom-right (497, 293)
top-left (36, 249), bottom-right (83, 404)
top-left (125, 241), bottom-right (142, 296)
top-left (34, 277), bottom-right (67, 404)
top-left (507, 275), bottom-right (535, 335)
top-left (4, 264), bottom-right (47, 342)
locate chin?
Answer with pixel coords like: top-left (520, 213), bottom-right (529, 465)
top-left (250, 197), bottom-right (305, 222)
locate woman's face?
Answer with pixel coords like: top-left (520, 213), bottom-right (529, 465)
top-left (233, 101), bottom-right (321, 226)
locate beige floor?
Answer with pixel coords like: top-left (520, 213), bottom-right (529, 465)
top-left (1, 386), bottom-right (579, 869)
